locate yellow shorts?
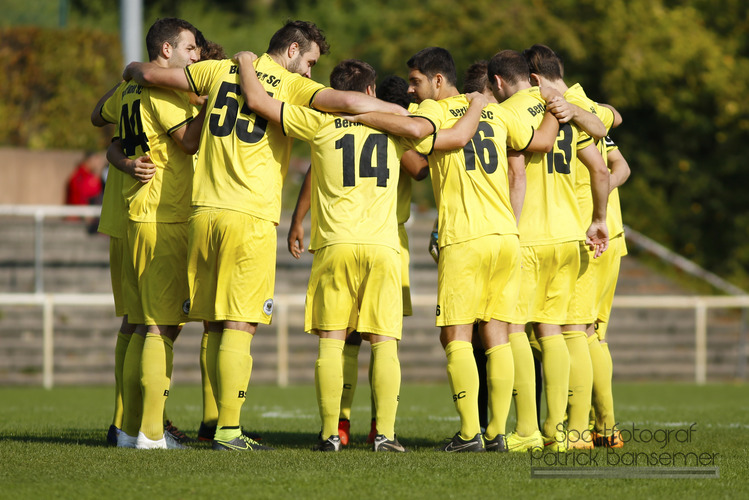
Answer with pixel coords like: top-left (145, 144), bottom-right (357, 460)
top-left (128, 221), bottom-right (189, 326)
top-left (109, 236), bottom-right (127, 317)
top-left (304, 244), bottom-right (402, 339)
top-left (437, 234), bottom-right (520, 327)
top-left (565, 242), bottom-right (597, 325)
top-left (596, 234), bottom-right (627, 325)
top-left (512, 241), bottom-right (580, 325)
top-left (188, 208), bottom-right (276, 324)
top-left (399, 223), bottom-right (412, 317)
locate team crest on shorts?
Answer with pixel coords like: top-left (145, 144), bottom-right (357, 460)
top-left (263, 299), bottom-right (274, 316)
top-left (182, 299), bottom-right (190, 315)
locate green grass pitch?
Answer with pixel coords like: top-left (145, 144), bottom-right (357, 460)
top-left (0, 383), bottom-right (747, 499)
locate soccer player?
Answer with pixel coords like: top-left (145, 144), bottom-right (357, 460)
top-left (488, 49), bottom-right (610, 451)
top-left (523, 44), bottom-right (631, 448)
top-left (105, 17), bottom-right (205, 449)
top-left (91, 82), bottom-right (143, 446)
top-left (236, 54), bottom-right (418, 451)
top-left (287, 74), bottom-right (428, 446)
top-left (346, 47), bottom-right (557, 452)
top-left (122, 20), bottom-right (406, 451)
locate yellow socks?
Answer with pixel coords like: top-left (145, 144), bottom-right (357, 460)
top-left (484, 343), bottom-right (514, 439)
top-left (371, 340), bottom-right (400, 440)
top-left (591, 339), bottom-right (617, 435)
top-left (445, 340), bottom-right (480, 440)
top-left (216, 329), bottom-right (253, 437)
top-left (112, 331), bottom-right (131, 429)
top-left (200, 330), bottom-right (221, 427)
top-left (339, 343), bottom-right (361, 421)
top-left (140, 333), bottom-right (174, 441)
top-left (121, 333), bottom-right (145, 437)
top-left (315, 338), bottom-right (345, 440)
top-left (563, 330), bottom-right (593, 442)
top-left (509, 331), bottom-right (539, 437)
top-left (538, 334), bottom-right (570, 438)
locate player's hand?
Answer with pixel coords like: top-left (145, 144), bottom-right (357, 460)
top-left (585, 220), bottom-right (609, 258)
top-left (131, 156), bottom-right (155, 183)
top-left (189, 93), bottom-right (208, 106)
top-left (122, 61), bottom-right (151, 84)
top-left (233, 51), bottom-right (258, 64)
top-left (287, 221), bottom-right (305, 259)
top-left (429, 230), bottom-right (439, 263)
top-left (539, 83), bottom-right (563, 103)
top-left (465, 91), bottom-right (488, 109)
top-left (545, 96), bottom-right (574, 123)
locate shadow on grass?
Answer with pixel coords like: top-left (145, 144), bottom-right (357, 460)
top-left (0, 429), bottom-right (443, 451)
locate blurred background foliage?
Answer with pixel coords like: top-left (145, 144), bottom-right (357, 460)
top-left (2, 0), bottom-right (749, 288)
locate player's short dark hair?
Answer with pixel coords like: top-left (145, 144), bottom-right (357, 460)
top-left (407, 47), bottom-right (457, 87)
top-left (463, 60), bottom-right (489, 94)
top-left (487, 49), bottom-right (530, 86)
top-left (329, 59), bottom-right (376, 92)
top-left (145, 18), bottom-right (199, 61)
top-left (200, 39), bottom-right (226, 61)
top-left (376, 75), bottom-right (411, 108)
top-left (267, 20), bottom-right (330, 58)
top-left (522, 44), bottom-right (564, 80)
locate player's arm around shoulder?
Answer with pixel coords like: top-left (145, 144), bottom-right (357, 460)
top-left (91, 81), bottom-right (123, 127)
top-left (312, 87), bottom-right (408, 116)
top-left (236, 51), bottom-right (283, 124)
top-left (434, 92), bottom-right (487, 151)
top-left (122, 61), bottom-right (191, 92)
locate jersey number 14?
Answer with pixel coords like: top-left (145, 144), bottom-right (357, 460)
top-left (336, 133), bottom-right (390, 187)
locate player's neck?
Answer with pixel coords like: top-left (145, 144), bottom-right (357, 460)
top-left (437, 86), bottom-right (459, 101)
top-left (151, 57), bottom-right (169, 69)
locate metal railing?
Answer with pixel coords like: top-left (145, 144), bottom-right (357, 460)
top-left (0, 204), bottom-right (102, 294)
top-left (2, 292), bottom-right (748, 388)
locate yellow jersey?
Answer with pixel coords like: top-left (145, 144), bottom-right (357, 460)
top-left (564, 83), bottom-right (624, 238)
top-left (500, 86), bottom-right (592, 246)
top-left (114, 83), bottom-right (196, 223)
top-left (185, 54), bottom-right (326, 223)
top-left (411, 95), bottom-right (522, 248)
top-left (97, 81), bottom-right (129, 238)
top-left (282, 104), bottom-right (404, 252)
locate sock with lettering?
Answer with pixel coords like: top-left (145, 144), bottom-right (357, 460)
top-left (140, 333), bottom-right (174, 441)
top-left (216, 329), bottom-right (253, 439)
top-left (445, 340), bottom-right (481, 440)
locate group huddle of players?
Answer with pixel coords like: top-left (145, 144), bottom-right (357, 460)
top-left (91, 16), bottom-right (629, 453)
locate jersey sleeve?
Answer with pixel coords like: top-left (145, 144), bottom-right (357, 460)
top-left (405, 99), bottom-right (441, 155)
top-left (498, 106), bottom-right (534, 152)
top-left (147, 87), bottom-right (195, 135)
top-left (604, 135), bottom-right (619, 154)
top-left (287, 75), bottom-right (327, 108)
top-left (596, 105), bottom-right (615, 133)
top-left (281, 103), bottom-right (325, 142)
top-left (185, 60), bottom-right (227, 96)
